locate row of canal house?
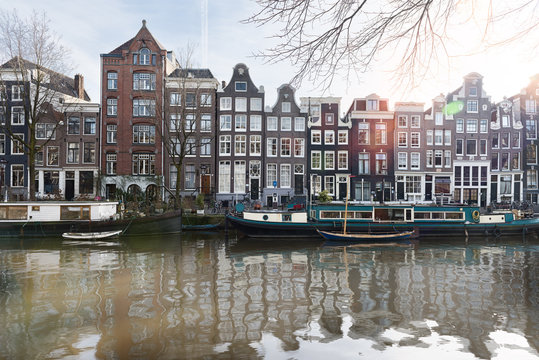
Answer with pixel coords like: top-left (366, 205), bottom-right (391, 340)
top-left (3, 20), bottom-right (539, 208)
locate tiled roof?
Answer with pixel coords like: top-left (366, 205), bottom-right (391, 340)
top-left (168, 68), bottom-right (214, 79)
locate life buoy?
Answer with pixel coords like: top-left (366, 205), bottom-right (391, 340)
top-left (472, 210), bottom-right (480, 222)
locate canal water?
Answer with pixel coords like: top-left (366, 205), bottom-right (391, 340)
top-left (0, 232), bottom-right (538, 359)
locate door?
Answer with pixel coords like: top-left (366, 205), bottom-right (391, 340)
top-left (201, 175), bottom-right (211, 195)
top-left (425, 179), bottom-right (432, 201)
top-left (514, 181), bottom-right (521, 202)
top-left (480, 189), bottom-right (487, 208)
top-left (397, 181), bottom-right (405, 200)
top-left (294, 174), bottom-right (303, 195)
top-left (65, 180), bottom-right (75, 200)
top-left (339, 182), bottom-right (347, 200)
top-left (106, 184), bottom-right (116, 200)
top-left (250, 178), bottom-right (259, 200)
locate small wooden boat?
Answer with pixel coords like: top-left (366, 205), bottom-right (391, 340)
top-left (317, 229), bottom-right (414, 242)
top-left (62, 230), bottom-right (123, 240)
top-left (181, 223), bottom-right (220, 231)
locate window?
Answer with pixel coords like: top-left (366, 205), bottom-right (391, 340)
top-left (267, 138), bottom-right (277, 157)
top-left (527, 144), bottom-right (537, 164)
top-left (501, 153), bottom-right (509, 170)
top-left (250, 135), bottom-right (261, 156)
top-left (480, 139), bottom-right (487, 155)
top-left (456, 139), bottom-right (463, 155)
top-left (435, 150), bottom-right (443, 167)
top-left (107, 98), bottom-right (117, 116)
top-left (444, 130), bottom-right (451, 145)
top-left (280, 117), bottom-right (292, 131)
top-left (133, 125), bottom-right (155, 144)
top-left (235, 97), bottom-right (247, 112)
top-left (526, 99), bottom-right (536, 114)
top-left (325, 130), bottom-right (335, 145)
top-left (466, 119), bottom-right (477, 133)
top-left (220, 115), bottom-right (232, 130)
top-left (83, 143), bottom-right (96, 163)
top-left (200, 93), bottom-right (211, 107)
top-left (282, 102), bottom-right (291, 112)
top-left (106, 153), bottom-right (117, 175)
top-left (132, 154), bottom-right (155, 175)
top-left (235, 114), bottom-right (247, 131)
top-left (35, 123), bottom-right (55, 140)
top-left (201, 138), bottom-right (211, 156)
top-left (311, 151), bottom-right (321, 169)
top-left (139, 48), bottom-right (151, 65)
top-left (133, 99), bottom-right (155, 117)
top-left (294, 164), bottom-right (304, 175)
top-left (501, 133), bottom-right (510, 148)
top-left (512, 132), bottom-right (520, 149)
top-left (107, 72), bottom-right (117, 90)
top-left (398, 152), bottom-right (407, 169)
top-left (83, 117), bottom-right (96, 135)
top-left (469, 86), bottom-right (477, 96)
top-left (67, 117), bottom-right (80, 135)
top-left (0, 134), bottom-right (4, 155)
top-left (250, 161), bottom-right (261, 178)
top-left (325, 151), bottom-right (335, 170)
top-left (185, 93), bottom-right (196, 108)
top-left (311, 130), bottom-right (321, 144)
top-left (185, 164), bottom-right (196, 189)
top-left (12, 134), bottom-right (24, 155)
top-left (295, 117), bottom-right (305, 131)
top-left (219, 161), bottom-right (231, 193)
top-left (456, 118), bottom-right (464, 133)
top-left (133, 73), bottom-right (156, 90)
top-left (250, 98), bottom-right (262, 111)
top-left (398, 115), bottom-right (407, 128)
top-left (325, 113), bottom-right (334, 125)
top-left (220, 135), bottom-right (231, 155)
top-left (67, 143), bottom-right (79, 163)
top-left (435, 130), bottom-right (443, 145)
top-left (235, 81), bottom-right (247, 92)
top-left (444, 151), bottom-right (451, 168)
top-left (411, 152), bottom-right (420, 170)
top-left (367, 99), bottom-right (378, 110)
top-left (186, 138), bottom-right (196, 156)
top-left (280, 138), bottom-right (291, 156)
top-left (11, 165), bottom-right (24, 187)
top-left (294, 138), bottom-right (304, 157)
top-left (435, 112), bottom-right (443, 125)
top-left (324, 176), bottom-right (335, 195)
top-left (47, 146), bottom-right (59, 166)
top-left (375, 153), bottom-right (387, 175)
top-left (527, 170), bottom-right (538, 189)
top-left (235, 135), bottom-right (246, 155)
top-left (492, 133), bottom-right (499, 149)
top-left (358, 153), bottom-right (369, 174)
top-left (201, 114), bottom-right (211, 132)
top-left (250, 115), bottom-right (261, 131)
top-left (467, 100), bottom-right (478, 113)
top-left (512, 153), bottom-right (520, 170)
top-left (169, 114), bottom-right (180, 132)
top-left (267, 163), bottom-right (277, 186)
top-left (426, 150), bottom-right (433, 167)
top-left (375, 123), bottom-right (387, 145)
top-left (397, 132), bottom-right (407, 147)
top-left (170, 92), bottom-right (181, 106)
top-left (280, 164), bottom-right (291, 188)
top-left (267, 116), bottom-right (278, 131)
top-left (480, 119), bottom-right (488, 133)
top-left (11, 107), bottom-right (24, 125)
top-left (491, 153), bottom-right (499, 170)
top-left (466, 139), bottom-right (477, 155)
top-left (338, 151), bottom-right (348, 170)
top-left (411, 115), bottom-right (420, 128)
top-left (502, 115), bottom-right (510, 128)
top-left (220, 97), bottom-right (232, 110)
top-left (338, 130), bottom-right (348, 144)
top-left (358, 123), bottom-right (369, 145)
top-left (426, 130), bottom-right (433, 145)
top-left (526, 119), bottom-right (537, 139)
top-left (11, 85), bottom-right (23, 101)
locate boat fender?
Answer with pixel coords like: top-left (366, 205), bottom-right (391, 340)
top-left (472, 210), bottom-right (480, 222)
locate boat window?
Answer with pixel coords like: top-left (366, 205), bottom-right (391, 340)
top-left (355, 211), bottom-right (372, 219)
top-left (0, 206), bottom-right (27, 220)
top-left (374, 208), bottom-right (405, 221)
top-left (60, 206), bottom-right (91, 220)
top-left (414, 212), bottom-right (430, 219)
top-left (282, 214), bottom-right (292, 222)
top-left (446, 212), bottom-right (464, 220)
top-left (341, 212), bottom-right (354, 218)
top-left (32, 206), bottom-right (40, 211)
top-left (431, 212), bottom-right (444, 219)
top-left (320, 211), bottom-right (340, 219)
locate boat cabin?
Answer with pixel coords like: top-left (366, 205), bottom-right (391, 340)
top-left (0, 202), bottom-right (119, 222)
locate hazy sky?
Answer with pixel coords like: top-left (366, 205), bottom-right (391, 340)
top-left (8, 0), bottom-right (539, 112)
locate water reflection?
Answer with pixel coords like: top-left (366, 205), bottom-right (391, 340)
top-left (0, 234), bottom-right (538, 359)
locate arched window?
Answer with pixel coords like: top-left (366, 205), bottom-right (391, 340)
top-left (140, 48), bottom-right (150, 65)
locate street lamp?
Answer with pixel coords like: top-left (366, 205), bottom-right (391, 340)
top-left (0, 159), bottom-right (7, 202)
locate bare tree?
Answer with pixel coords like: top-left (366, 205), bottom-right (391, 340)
top-left (244, 0), bottom-right (539, 91)
top-left (0, 10), bottom-right (77, 200)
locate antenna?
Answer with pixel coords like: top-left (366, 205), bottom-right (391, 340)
top-left (201, 0), bottom-right (208, 68)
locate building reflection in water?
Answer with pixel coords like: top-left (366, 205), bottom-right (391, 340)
top-left (0, 236), bottom-right (537, 359)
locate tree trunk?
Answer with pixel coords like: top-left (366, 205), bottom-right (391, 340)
top-left (28, 135), bottom-right (36, 201)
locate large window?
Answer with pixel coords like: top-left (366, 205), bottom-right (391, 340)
top-left (133, 99), bottom-right (156, 117)
top-left (526, 99), bottom-right (536, 114)
top-left (84, 117), bottom-right (96, 135)
top-left (79, 171), bottom-right (94, 194)
top-left (311, 130), bottom-right (321, 144)
top-left (456, 119), bottom-right (464, 133)
top-left (311, 151), bottom-right (321, 170)
top-left (466, 119), bottom-right (477, 133)
top-left (235, 114), bottom-right (247, 131)
top-left (11, 107), bottom-right (24, 125)
top-left (83, 143), bottom-right (96, 163)
top-left (106, 153), bottom-right (117, 175)
top-left (220, 136), bottom-right (232, 155)
top-left (325, 130), bottom-right (335, 145)
top-left (527, 170), bottom-right (538, 189)
top-left (12, 134), bottom-right (24, 155)
top-left (250, 115), bottom-right (262, 131)
top-left (200, 114), bottom-right (211, 132)
top-left (435, 150), bottom-right (443, 167)
top-left (107, 98), bottom-right (117, 116)
top-left (398, 115), bottom-right (407, 128)
top-left (170, 92), bottom-right (181, 106)
top-left (338, 151), bottom-right (348, 170)
top-left (325, 151), bottom-right (334, 170)
top-left (527, 144), bottom-right (537, 164)
top-left (267, 117), bottom-right (278, 131)
top-left (375, 153), bottom-right (387, 175)
top-left (411, 152), bottom-right (420, 170)
top-left (185, 164), bottom-right (196, 189)
top-left (324, 176), bottom-right (335, 195)
top-left (133, 125), bottom-right (155, 144)
top-left (68, 117), bottom-right (80, 135)
top-left (294, 138), bottom-right (304, 157)
top-left (107, 72), bottom-right (117, 90)
top-left (67, 143), bottom-right (79, 163)
top-left (526, 119), bottom-right (537, 139)
top-left (267, 163), bottom-right (277, 187)
top-left (398, 152), bottom-right (407, 170)
top-left (426, 150), bottom-right (433, 167)
top-left (295, 117), bottom-right (305, 131)
top-left (466, 139), bottom-right (477, 155)
top-left (250, 135), bottom-right (261, 156)
top-left (219, 161), bottom-right (231, 193)
top-left (281, 117), bottom-right (292, 131)
top-left (11, 165), bottom-right (24, 187)
top-left (267, 138), bottom-right (277, 157)
top-left (280, 164), bottom-right (291, 188)
top-left (106, 124), bottom-right (117, 144)
top-left (186, 93), bottom-right (196, 108)
top-left (282, 102), bottom-right (291, 113)
top-left (411, 115), bottom-right (420, 128)
top-left (397, 132), bottom-right (407, 147)
top-left (375, 123), bottom-right (387, 145)
top-left (201, 138), bottom-right (211, 156)
top-left (220, 97), bottom-right (232, 110)
top-left (133, 73), bottom-right (156, 90)
top-left (235, 97), bottom-right (247, 112)
top-left (250, 98), bottom-right (262, 111)
top-left (35, 123), bottom-right (55, 140)
top-left (185, 114), bottom-right (196, 131)
top-left (47, 146), bottom-right (59, 166)
top-left (220, 115), bottom-right (232, 130)
top-left (235, 135), bottom-right (246, 155)
top-left (358, 123), bottom-right (369, 144)
top-left (411, 132), bottom-right (420, 148)
top-left (467, 100), bottom-right (478, 113)
top-left (358, 153), bottom-right (369, 174)
top-left (491, 153), bottom-right (499, 170)
top-left (281, 138), bottom-right (291, 156)
top-left (132, 154), bottom-right (155, 175)
top-left (200, 93), bottom-right (211, 107)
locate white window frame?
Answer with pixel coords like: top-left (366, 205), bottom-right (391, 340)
top-left (220, 97), bottom-right (232, 110)
top-left (337, 151), bottom-right (348, 170)
top-left (398, 152), bottom-right (407, 170)
top-left (324, 130), bottom-right (335, 145)
top-left (295, 117), bottom-right (305, 131)
top-left (267, 116), bottom-right (278, 131)
top-left (281, 117), bottom-right (292, 131)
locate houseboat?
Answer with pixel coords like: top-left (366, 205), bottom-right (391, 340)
top-left (226, 203), bottom-right (539, 239)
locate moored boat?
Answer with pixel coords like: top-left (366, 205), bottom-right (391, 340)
top-left (62, 230), bottom-right (123, 240)
top-left (316, 229), bottom-right (415, 242)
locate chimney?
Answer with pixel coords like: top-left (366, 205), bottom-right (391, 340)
top-left (74, 74), bottom-right (85, 99)
top-left (221, 80), bottom-right (226, 89)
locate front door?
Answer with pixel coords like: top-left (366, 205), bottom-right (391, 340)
top-left (397, 181), bottom-right (405, 200)
top-left (65, 180), bottom-right (75, 200)
top-left (250, 178), bottom-right (259, 200)
top-left (201, 175), bottom-right (211, 195)
top-left (106, 184), bottom-right (116, 200)
top-left (294, 174), bottom-right (303, 195)
top-left (425, 179), bottom-right (432, 201)
top-left (339, 182), bottom-right (347, 200)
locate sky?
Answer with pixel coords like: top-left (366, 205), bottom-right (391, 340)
top-left (7, 0), bottom-right (539, 113)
